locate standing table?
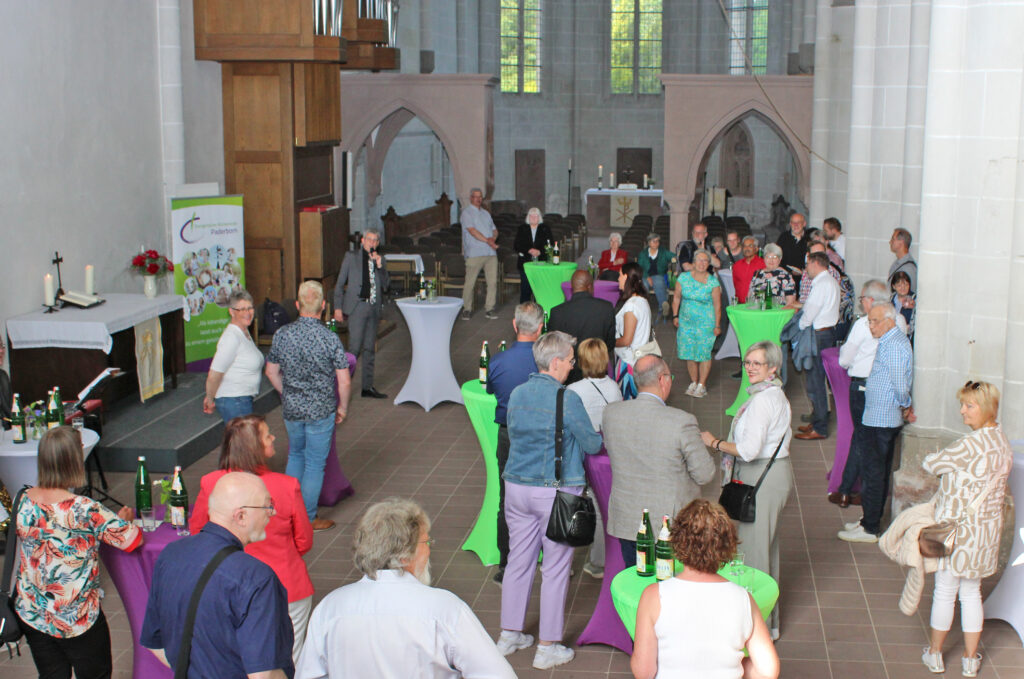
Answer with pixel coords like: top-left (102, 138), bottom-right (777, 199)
top-left (559, 279), bottom-right (621, 306)
top-left (460, 380), bottom-right (500, 566)
top-left (724, 305), bottom-right (795, 416)
top-left (821, 347), bottom-right (854, 494)
top-left (523, 262), bottom-right (578, 316)
top-left (0, 428), bottom-right (100, 492)
top-left (394, 297), bottom-right (464, 411)
top-left (317, 352), bottom-right (357, 506)
top-left (714, 270), bottom-right (741, 360)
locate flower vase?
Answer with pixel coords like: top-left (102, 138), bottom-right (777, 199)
top-left (143, 275), bottom-right (158, 299)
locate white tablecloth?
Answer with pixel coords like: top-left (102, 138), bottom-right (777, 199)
top-left (385, 254), bottom-right (426, 274)
top-left (714, 270), bottom-right (741, 360)
top-left (393, 296), bottom-right (464, 412)
top-left (6, 294), bottom-right (185, 353)
top-left (583, 188), bottom-right (664, 207)
top-left (0, 428), bottom-right (100, 492)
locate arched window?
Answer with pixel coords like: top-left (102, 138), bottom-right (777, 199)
top-left (501, 0), bottom-right (542, 93)
top-left (610, 0), bottom-right (662, 94)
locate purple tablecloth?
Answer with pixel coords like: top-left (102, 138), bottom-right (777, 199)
top-left (821, 347), bottom-right (854, 494)
top-left (560, 279), bottom-right (620, 306)
top-left (100, 519), bottom-right (181, 679)
top-left (577, 452), bottom-right (633, 654)
top-left (318, 352), bottom-right (357, 506)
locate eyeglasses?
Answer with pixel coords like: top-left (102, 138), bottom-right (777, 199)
top-left (742, 360), bottom-right (767, 369)
top-left (560, 356), bottom-right (576, 367)
top-left (231, 306), bottom-right (255, 313)
top-left (239, 499), bottom-right (276, 516)
top-left (659, 372), bottom-right (674, 381)
top-left (420, 538), bottom-right (435, 547)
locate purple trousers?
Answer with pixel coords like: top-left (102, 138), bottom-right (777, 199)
top-left (501, 482), bottom-right (580, 642)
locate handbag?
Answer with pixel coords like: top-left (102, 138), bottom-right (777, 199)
top-left (1, 486), bottom-right (29, 647)
top-left (918, 475), bottom-right (997, 559)
top-left (633, 323), bottom-right (662, 360)
top-left (718, 438), bottom-right (785, 523)
top-left (545, 388), bottom-right (597, 547)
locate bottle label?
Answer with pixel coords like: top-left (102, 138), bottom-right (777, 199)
top-left (656, 557), bottom-right (674, 581)
top-left (47, 420), bottom-right (60, 430)
top-left (636, 550), bottom-right (646, 574)
top-left (479, 367), bottom-right (487, 383)
top-left (170, 505), bottom-right (186, 527)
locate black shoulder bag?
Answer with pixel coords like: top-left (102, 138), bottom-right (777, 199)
top-left (545, 388), bottom-right (598, 547)
top-left (1, 486), bottom-right (29, 648)
top-left (718, 438), bottom-right (785, 523)
top-left (174, 544), bottom-right (242, 679)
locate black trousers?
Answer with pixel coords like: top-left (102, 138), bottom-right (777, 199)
top-left (858, 424), bottom-right (903, 535)
top-left (496, 424), bottom-right (511, 568)
top-left (20, 609), bottom-right (112, 679)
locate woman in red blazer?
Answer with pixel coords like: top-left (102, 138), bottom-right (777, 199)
top-left (190, 414), bottom-right (314, 662)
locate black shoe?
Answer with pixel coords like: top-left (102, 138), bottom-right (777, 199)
top-left (730, 370), bottom-right (742, 380)
top-left (493, 568), bottom-right (505, 587)
top-left (361, 388), bottom-right (388, 399)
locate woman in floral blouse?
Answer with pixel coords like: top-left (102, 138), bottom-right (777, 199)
top-left (14, 426), bottom-right (141, 678)
top-left (747, 244), bottom-right (797, 307)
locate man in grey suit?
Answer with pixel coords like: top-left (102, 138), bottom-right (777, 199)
top-left (601, 355), bottom-right (715, 568)
top-left (333, 228), bottom-right (390, 398)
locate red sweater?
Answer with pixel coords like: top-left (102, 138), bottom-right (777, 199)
top-left (598, 248), bottom-right (629, 274)
top-left (732, 256), bottom-right (766, 303)
top-left (189, 468), bottom-right (314, 601)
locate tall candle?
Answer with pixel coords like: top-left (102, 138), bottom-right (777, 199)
top-left (568, 157), bottom-right (572, 171)
top-left (610, 172), bottom-right (615, 188)
top-left (85, 265), bottom-right (95, 295)
top-left (643, 173), bottom-right (649, 189)
top-left (598, 164), bottom-right (603, 177)
top-left (44, 274), bottom-right (55, 306)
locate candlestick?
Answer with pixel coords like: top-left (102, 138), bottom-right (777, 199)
top-left (44, 274), bottom-right (55, 306)
top-left (85, 265), bottom-right (95, 295)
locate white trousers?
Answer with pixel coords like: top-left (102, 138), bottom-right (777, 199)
top-left (289, 596), bottom-right (313, 663)
top-left (930, 568), bottom-right (983, 633)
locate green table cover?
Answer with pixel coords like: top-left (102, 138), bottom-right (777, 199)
top-left (523, 261), bottom-right (578, 316)
top-left (724, 304), bottom-right (795, 416)
top-left (611, 561), bottom-right (779, 639)
top-left (460, 380), bottom-right (500, 566)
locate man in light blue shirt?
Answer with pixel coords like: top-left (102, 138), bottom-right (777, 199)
top-left (838, 302), bottom-right (913, 543)
top-left (461, 188), bottom-right (499, 320)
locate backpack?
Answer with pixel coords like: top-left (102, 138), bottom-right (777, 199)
top-left (261, 298), bottom-right (291, 336)
top-left (830, 264), bottom-right (855, 324)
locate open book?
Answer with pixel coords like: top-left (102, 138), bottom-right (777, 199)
top-left (60, 290), bottom-right (105, 308)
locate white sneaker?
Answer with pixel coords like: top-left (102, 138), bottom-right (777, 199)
top-left (962, 653), bottom-right (981, 677)
top-left (582, 561), bottom-right (604, 579)
top-left (844, 520), bottom-right (863, 532)
top-left (496, 631), bottom-right (534, 656)
top-left (533, 643), bottom-right (575, 669)
top-left (837, 524), bottom-right (878, 543)
top-left (693, 384), bottom-right (707, 398)
top-left (661, 301), bottom-right (671, 317)
top-left (685, 382), bottom-right (698, 396)
top-left (921, 647), bottom-right (945, 673)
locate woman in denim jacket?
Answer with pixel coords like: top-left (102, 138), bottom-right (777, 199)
top-left (496, 331), bottom-right (603, 670)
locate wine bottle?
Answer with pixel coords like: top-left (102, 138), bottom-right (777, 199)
top-left (764, 288), bottom-right (773, 310)
top-left (45, 390), bottom-right (61, 430)
top-left (11, 393), bottom-right (26, 444)
top-left (499, 340), bottom-right (507, 352)
top-left (53, 386), bottom-right (63, 424)
top-left (419, 273), bottom-right (427, 300)
top-left (552, 241), bottom-right (560, 265)
top-left (169, 465), bottom-right (189, 536)
top-left (636, 509), bottom-right (656, 576)
top-left (135, 456), bottom-right (155, 532)
top-left (655, 515), bottom-right (675, 581)
top-left (479, 341), bottom-right (490, 385)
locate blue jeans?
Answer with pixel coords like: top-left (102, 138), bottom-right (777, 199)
top-left (284, 413), bottom-right (336, 521)
top-left (215, 395), bottom-right (254, 423)
top-left (858, 424), bottom-right (902, 535)
top-left (647, 275), bottom-right (668, 309)
top-left (804, 328), bottom-right (836, 436)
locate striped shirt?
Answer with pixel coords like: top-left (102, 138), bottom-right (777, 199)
top-left (862, 326), bottom-right (913, 428)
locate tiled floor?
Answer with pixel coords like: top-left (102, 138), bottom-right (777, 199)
top-left (3, 279), bottom-right (1022, 678)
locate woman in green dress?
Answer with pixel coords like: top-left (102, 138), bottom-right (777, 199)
top-left (671, 249), bottom-right (722, 397)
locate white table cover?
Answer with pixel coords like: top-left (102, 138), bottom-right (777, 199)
top-left (714, 269), bottom-right (741, 360)
top-left (385, 254), bottom-right (426, 274)
top-left (583, 188), bottom-right (664, 208)
top-left (6, 294), bottom-right (185, 353)
top-left (0, 428), bottom-right (99, 492)
top-left (393, 296), bottom-right (464, 412)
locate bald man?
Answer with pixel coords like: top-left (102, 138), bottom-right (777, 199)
top-left (547, 270), bottom-right (615, 384)
top-left (142, 472), bottom-right (294, 679)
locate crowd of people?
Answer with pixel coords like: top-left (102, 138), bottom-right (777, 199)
top-left (4, 201), bottom-right (1015, 679)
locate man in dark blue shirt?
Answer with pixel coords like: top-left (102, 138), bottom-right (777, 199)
top-left (142, 472), bottom-right (294, 679)
top-left (486, 301), bottom-right (543, 583)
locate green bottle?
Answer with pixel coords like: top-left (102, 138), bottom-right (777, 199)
top-left (636, 509), bottom-right (656, 577)
top-left (135, 456), bottom-right (155, 531)
top-left (552, 241), bottom-right (560, 265)
top-left (45, 390), bottom-right (61, 430)
top-left (169, 465), bottom-right (189, 536)
top-left (655, 515), bottom-right (675, 581)
top-left (764, 287), bottom-right (773, 310)
top-left (479, 341), bottom-right (490, 385)
top-left (499, 340), bottom-right (507, 352)
top-left (419, 273), bottom-right (427, 300)
top-left (11, 393), bottom-right (26, 444)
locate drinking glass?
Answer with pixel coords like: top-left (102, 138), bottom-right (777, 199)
top-left (72, 416), bottom-right (85, 432)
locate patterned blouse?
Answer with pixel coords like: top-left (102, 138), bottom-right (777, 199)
top-left (748, 267), bottom-right (796, 304)
top-left (923, 425), bottom-right (1012, 579)
top-left (15, 494), bottom-right (141, 638)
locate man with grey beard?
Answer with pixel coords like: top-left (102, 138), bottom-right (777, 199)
top-left (295, 499), bottom-right (514, 679)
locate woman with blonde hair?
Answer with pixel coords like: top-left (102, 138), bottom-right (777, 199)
top-left (920, 381), bottom-right (1012, 677)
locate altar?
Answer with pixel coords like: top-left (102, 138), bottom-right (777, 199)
top-left (584, 188), bottom-right (665, 230)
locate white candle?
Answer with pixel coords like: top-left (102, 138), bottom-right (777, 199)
top-left (610, 172), bottom-right (615, 188)
top-left (568, 157), bottom-right (572, 171)
top-left (44, 273), bottom-right (55, 306)
top-left (643, 173), bottom-right (649, 188)
top-left (598, 164), bottom-right (603, 177)
top-left (85, 265), bottom-right (95, 295)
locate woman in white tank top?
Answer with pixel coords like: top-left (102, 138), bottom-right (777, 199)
top-left (631, 500), bottom-right (779, 679)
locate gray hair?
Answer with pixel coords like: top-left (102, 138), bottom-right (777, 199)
top-left (469, 187), bottom-right (483, 196)
top-left (514, 301), bottom-right (544, 335)
top-left (893, 228), bottom-right (912, 248)
top-left (533, 330), bottom-right (576, 371)
top-left (527, 207), bottom-right (542, 220)
top-left (609, 232), bottom-right (622, 245)
top-left (860, 279), bottom-right (889, 304)
top-left (297, 280), bottom-right (324, 314)
top-left (763, 243), bottom-right (783, 259)
top-left (634, 356), bottom-right (669, 388)
top-left (872, 301), bottom-right (899, 321)
top-left (353, 498), bottom-right (431, 579)
top-left (363, 227), bottom-right (380, 239)
top-left (692, 248), bottom-right (712, 264)
top-left (742, 235), bottom-right (758, 247)
top-left (228, 289), bottom-right (253, 308)
top-left (745, 341), bottom-right (783, 374)
top-left (646, 232), bottom-right (661, 245)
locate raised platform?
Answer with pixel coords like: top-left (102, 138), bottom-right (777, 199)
top-left (93, 372), bottom-right (278, 474)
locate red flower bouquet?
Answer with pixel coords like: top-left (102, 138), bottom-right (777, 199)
top-left (130, 249), bottom-right (174, 277)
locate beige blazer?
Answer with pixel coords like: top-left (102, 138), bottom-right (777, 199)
top-left (601, 393), bottom-right (715, 540)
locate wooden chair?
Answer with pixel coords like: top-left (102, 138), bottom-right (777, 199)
top-left (438, 253), bottom-right (467, 298)
top-left (502, 252), bottom-right (521, 301)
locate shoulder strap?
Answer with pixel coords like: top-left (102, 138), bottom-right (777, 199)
top-left (553, 387), bottom-right (565, 487)
top-left (175, 544), bottom-right (243, 679)
top-left (2, 486), bottom-right (29, 597)
top-left (751, 437), bottom-right (786, 492)
top-left (590, 380), bottom-right (609, 404)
